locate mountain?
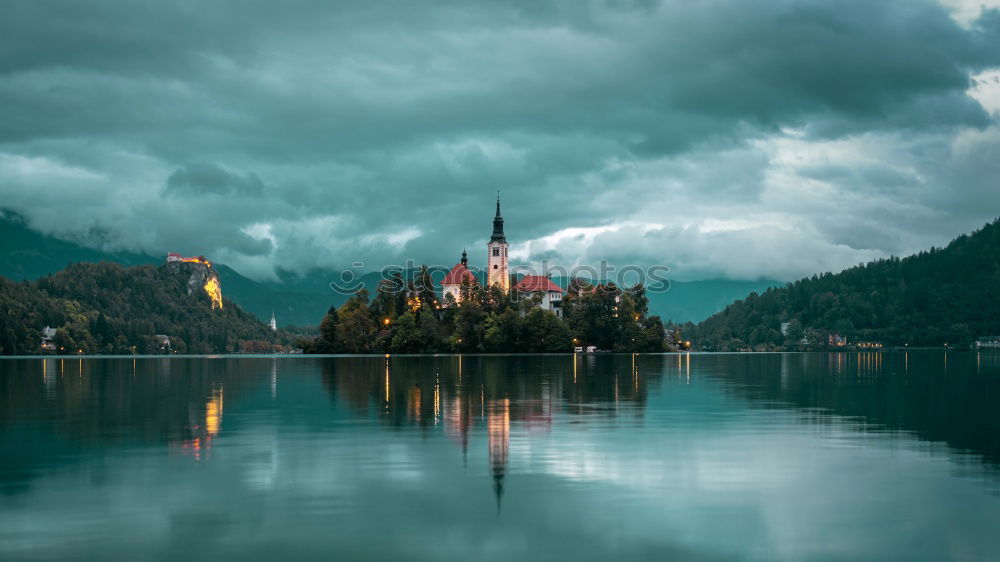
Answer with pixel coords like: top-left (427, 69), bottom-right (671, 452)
top-left (213, 264), bottom-right (343, 328)
top-left (0, 211), bottom-right (340, 327)
top-left (644, 279), bottom-right (781, 323)
top-left (0, 210), bottom-right (779, 326)
top-left (688, 219), bottom-right (1000, 350)
top-left (0, 211), bottom-right (157, 279)
top-left (0, 261), bottom-right (293, 355)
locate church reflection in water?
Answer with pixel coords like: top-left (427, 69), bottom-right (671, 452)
top-left (487, 397), bottom-right (509, 510)
top-left (5, 351), bottom-right (1000, 507)
top-left (320, 353), bottom-right (652, 508)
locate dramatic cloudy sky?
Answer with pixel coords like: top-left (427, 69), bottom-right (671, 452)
top-left (2, 0), bottom-right (999, 282)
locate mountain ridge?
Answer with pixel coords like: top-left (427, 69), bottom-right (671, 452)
top-left (688, 218), bottom-right (1000, 349)
top-left (1, 210), bottom-right (778, 326)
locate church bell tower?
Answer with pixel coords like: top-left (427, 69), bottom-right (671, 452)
top-left (487, 193), bottom-right (510, 292)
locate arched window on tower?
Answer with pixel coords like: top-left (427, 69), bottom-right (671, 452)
top-left (493, 248), bottom-right (499, 256)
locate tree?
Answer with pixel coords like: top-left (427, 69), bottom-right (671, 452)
top-left (483, 309), bottom-right (520, 352)
top-left (521, 308), bottom-right (572, 352)
top-left (337, 289), bottom-right (375, 354)
top-left (635, 315), bottom-right (666, 352)
top-left (450, 298), bottom-right (485, 352)
top-left (315, 306), bottom-right (342, 353)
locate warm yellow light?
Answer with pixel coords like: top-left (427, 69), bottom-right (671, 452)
top-left (383, 317), bottom-right (391, 326)
top-left (203, 275), bottom-right (223, 310)
top-left (205, 389), bottom-right (223, 436)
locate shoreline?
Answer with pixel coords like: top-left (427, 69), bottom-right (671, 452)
top-left (1, 348), bottom-right (992, 359)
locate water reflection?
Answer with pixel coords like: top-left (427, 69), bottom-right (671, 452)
top-left (699, 351), bottom-right (1000, 467)
top-left (317, 354), bottom-right (655, 506)
top-left (175, 385), bottom-right (224, 461)
top-left (487, 397), bottom-right (509, 510)
top-left (1, 352), bottom-right (1000, 560)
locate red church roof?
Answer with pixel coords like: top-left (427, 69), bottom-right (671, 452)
top-left (442, 263), bottom-right (477, 285)
top-left (514, 276), bottom-right (563, 293)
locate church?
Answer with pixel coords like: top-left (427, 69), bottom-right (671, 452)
top-left (440, 196), bottom-right (564, 317)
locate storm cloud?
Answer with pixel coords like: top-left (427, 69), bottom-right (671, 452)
top-left (1, 0), bottom-right (999, 281)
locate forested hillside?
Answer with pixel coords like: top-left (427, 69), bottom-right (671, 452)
top-left (0, 262), bottom-right (293, 355)
top-left (688, 219), bottom-right (1000, 350)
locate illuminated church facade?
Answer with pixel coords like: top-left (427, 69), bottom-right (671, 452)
top-left (440, 195), bottom-right (563, 317)
top-left (486, 196), bottom-right (510, 291)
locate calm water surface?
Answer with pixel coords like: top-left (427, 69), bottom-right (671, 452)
top-left (2, 352), bottom-right (1000, 561)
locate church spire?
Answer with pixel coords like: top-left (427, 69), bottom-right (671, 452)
top-left (491, 191), bottom-right (506, 242)
top-left (461, 248), bottom-right (468, 266)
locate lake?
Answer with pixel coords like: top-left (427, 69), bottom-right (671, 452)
top-left (2, 352), bottom-right (999, 561)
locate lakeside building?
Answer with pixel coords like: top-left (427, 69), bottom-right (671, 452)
top-left (975, 336), bottom-right (1000, 349)
top-left (40, 326), bottom-right (57, 352)
top-left (441, 249), bottom-right (477, 304)
top-left (438, 195), bottom-right (571, 318)
top-left (513, 275), bottom-right (564, 317)
top-left (440, 195), bottom-right (522, 306)
top-left (487, 195), bottom-right (510, 292)
top-left (153, 334), bottom-right (171, 351)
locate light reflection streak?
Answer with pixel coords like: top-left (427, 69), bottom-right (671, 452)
top-left (434, 374), bottom-right (441, 426)
top-left (384, 357), bottom-right (391, 410)
top-left (206, 387), bottom-right (223, 436)
top-left (271, 358), bottom-right (277, 400)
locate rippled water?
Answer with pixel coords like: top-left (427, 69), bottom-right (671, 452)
top-left (2, 352), bottom-right (1000, 561)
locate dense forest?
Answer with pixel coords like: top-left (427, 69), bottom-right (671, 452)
top-left (303, 268), bottom-right (673, 354)
top-left (0, 262), bottom-right (294, 355)
top-left (686, 219), bottom-right (1000, 350)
